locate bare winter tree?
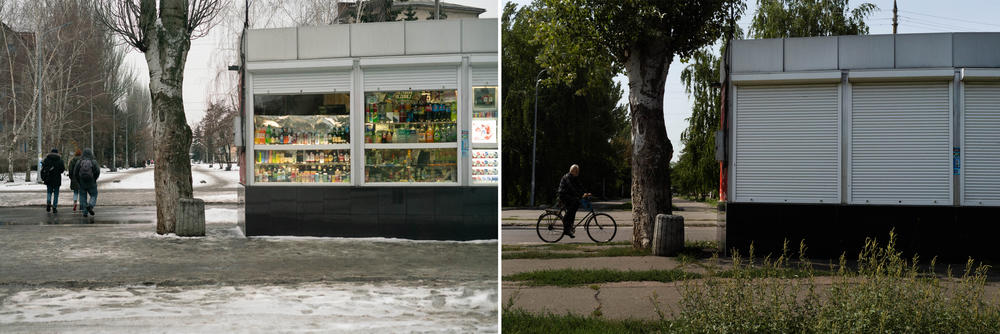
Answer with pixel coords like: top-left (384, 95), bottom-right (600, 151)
top-left (95, 0), bottom-right (224, 234)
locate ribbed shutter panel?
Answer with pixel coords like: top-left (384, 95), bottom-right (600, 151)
top-left (851, 83), bottom-right (951, 205)
top-left (253, 71), bottom-right (351, 94)
top-left (963, 83), bottom-right (1000, 206)
top-left (363, 66), bottom-right (458, 91)
top-left (735, 85), bottom-right (840, 203)
top-left (471, 66), bottom-right (498, 86)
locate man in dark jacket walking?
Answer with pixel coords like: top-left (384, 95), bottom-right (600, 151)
top-left (68, 149), bottom-right (81, 211)
top-left (41, 149), bottom-right (66, 213)
top-left (557, 164), bottom-right (591, 238)
top-left (71, 148), bottom-right (100, 217)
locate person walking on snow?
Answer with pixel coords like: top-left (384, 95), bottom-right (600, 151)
top-left (71, 148), bottom-right (100, 217)
top-left (41, 149), bottom-right (66, 213)
top-left (68, 149), bottom-right (82, 211)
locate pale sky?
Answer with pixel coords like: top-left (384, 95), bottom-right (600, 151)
top-left (123, 0), bottom-right (498, 128)
top-left (507, 0), bottom-right (1000, 162)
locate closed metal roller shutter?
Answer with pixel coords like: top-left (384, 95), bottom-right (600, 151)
top-left (252, 71), bottom-right (351, 94)
top-left (471, 66), bottom-right (498, 86)
top-left (735, 85), bottom-right (840, 203)
top-left (363, 66), bottom-right (459, 91)
top-left (850, 83), bottom-right (951, 205)
top-left (963, 83), bottom-right (1000, 206)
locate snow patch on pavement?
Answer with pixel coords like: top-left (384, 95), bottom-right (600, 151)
top-left (0, 282), bottom-right (497, 333)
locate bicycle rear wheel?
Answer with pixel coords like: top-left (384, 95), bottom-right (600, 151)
top-left (586, 213), bottom-right (617, 243)
top-left (536, 212), bottom-right (565, 243)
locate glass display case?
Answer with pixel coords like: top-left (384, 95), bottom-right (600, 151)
top-left (471, 86), bottom-right (498, 184)
top-left (365, 148), bottom-right (457, 183)
top-left (254, 93), bottom-right (351, 146)
top-left (364, 90), bottom-right (458, 144)
top-left (471, 149), bottom-right (498, 184)
top-left (255, 149), bottom-right (351, 183)
top-left (252, 92), bottom-right (351, 185)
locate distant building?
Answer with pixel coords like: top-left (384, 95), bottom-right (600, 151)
top-left (335, 0), bottom-right (486, 23)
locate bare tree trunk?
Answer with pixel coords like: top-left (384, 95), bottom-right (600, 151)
top-left (146, 1), bottom-right (195, 234)
top-left (626, 42), bottom-right (674, 249)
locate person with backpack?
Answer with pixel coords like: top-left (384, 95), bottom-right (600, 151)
top-left (68, 149), bottom-right (82, 211)
top-left (41, 148), bottom-right (66, 213)
top-left (72, 148), bottom-right (100, 217)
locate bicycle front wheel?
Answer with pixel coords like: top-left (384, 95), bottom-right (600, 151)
top-left (586, 213), bottom-right (617, 243)
top-left (536, 212), bottom-right (565, 243)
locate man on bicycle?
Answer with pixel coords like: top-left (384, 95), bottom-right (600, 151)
top-left (557, 164), bottom-right (591, 238)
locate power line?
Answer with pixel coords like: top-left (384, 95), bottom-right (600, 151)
top-left (901, 9), bottom-right (1000, 28)
top-left (899, 17), bottom-right (975, 32)
top-left (901, 16), bottom-right (979, 31)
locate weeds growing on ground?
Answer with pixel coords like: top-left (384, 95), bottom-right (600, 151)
top-left (673, 231), bottom-right (1000, 333)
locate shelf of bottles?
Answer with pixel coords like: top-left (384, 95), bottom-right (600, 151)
top-left (471, 149), bottom-right (498, 184)
top-left (365, 148), bottom-right (457, 183)
top-left (253, 93), bottom-right (351, 147)
top-left (471, 87), bottom-right (497, 145)
top-left (254, 149), bottom-right (351, 183)
top-left (364, 90), bottom-right (458, 144)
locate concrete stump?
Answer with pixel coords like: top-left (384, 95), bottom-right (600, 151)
top-left (175, 198), bottom-right (206, 237)
top-left (653, 214), bottom-right (684, 256)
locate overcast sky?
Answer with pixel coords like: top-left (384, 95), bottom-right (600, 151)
top-left (123, 0), bottom-right (498, 129)
top-left (507, 0), bottom-right (1000, 162)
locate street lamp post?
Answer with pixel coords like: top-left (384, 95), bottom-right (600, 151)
top-left (34, 22), bottom-right (71, 183)
top-left (530, 69), bottom-right (546, 207)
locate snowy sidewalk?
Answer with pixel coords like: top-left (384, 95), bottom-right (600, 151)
top-left (0, 219), bottom-right (497, 332)
top-left (0, 164), bottom-right (241, 207)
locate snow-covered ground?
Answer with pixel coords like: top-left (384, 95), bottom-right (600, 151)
top-left (0, 281), bottom-right (497, 333)
top-left (0, 164), bottom-right (240, 192)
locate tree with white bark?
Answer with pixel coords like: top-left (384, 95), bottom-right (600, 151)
top-left (95, 0), bottom-right (223, 234)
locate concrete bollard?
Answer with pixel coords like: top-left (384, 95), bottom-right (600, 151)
top-left (175, 198), bottom-right (206, 237)
top-left (653, 214), bottom-right (684, 256)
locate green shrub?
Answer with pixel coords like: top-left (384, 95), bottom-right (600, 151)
top-left (673, 232), bottom-right (1000, 333)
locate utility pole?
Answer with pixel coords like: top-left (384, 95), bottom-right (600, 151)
top-left (90, 102), bottom-right (94, 149)
top-left (125, 109), bottom-right (128, 169)
top-left (892, 0), bottom-right (898, 34)
top-left (434, 0), bottom-right (440, 20)
top-left (530, 69), bottom-right (546, 207)
top-left (112, 107), bottom-right (116, 171)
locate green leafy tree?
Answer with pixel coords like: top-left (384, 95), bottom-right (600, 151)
top-left (501, 3), bottom-right (630, 208)
top-left (530, 0), bottom-right (743, 248)
top-left (675, 48), bottom-right (722, 200)
top-left (750, 0), bottom-right (877, 38)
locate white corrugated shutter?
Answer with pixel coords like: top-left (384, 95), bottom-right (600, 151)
top-left (963, 83), bottom-right (1000, 206)
top-left (471, 66), bottom-right (498, 86)
top-left (734, 85), bottom-right (840, 203)
top-left (252, 71), bottom-right (351, 94)
top-left (850, 83), bottom-right (951, 205)
top-left (363, 66), bottom-right (458, 91)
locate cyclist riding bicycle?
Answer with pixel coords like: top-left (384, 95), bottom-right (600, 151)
top-left (557, 164), bottom-right (591, 238)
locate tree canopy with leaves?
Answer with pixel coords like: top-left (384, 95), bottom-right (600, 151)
top-left (502, 3), bottom-right (630, 207)
top-left (529, 0), bottom-right (743, 248)
top-left (750, 0), bottom-right (877, 38)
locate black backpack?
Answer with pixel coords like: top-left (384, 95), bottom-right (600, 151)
top-left (78, 159), bottom-right (95, 182)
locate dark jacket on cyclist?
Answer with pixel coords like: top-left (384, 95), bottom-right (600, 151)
top-left (558, 172), bottom-right (585, 205)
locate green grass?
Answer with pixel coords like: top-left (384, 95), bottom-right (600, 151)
top-left (502, 309), bottom-right (667, 334)
top-left (503, 247), bottom-right (651, 259)
top-left (504, 268), bottom-right (699, 287)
